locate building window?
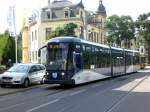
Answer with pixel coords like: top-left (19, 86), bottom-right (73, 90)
top-left (45, 28), bottom-right (51, 40)
top-left (80, 10), bottom-right (83, 18)
top-left (64, 10), bottom-right (69, 18)
top-left (64, 7), bottom-right (70, 18)
top-left (70, 9), bottom-right (75, 17)
top-left (32, 32), bottom-right (34, 41)
top-left (47, 12), bottom-right (50, 19)
top-left (32, 51), bottom-right (34, 61)
top-left (80, 26), bottom-right (84, 37)
top-left (94, 32), bottom-right (96, 42)
top-left (35, 30), bottom-right (37, 40)
top-left (35, 51), bottom-right (37, 61)
top-left (141, 48), bottom-right (143, 53)
top-left (97, 33), bottom-right (99, 42)
top-left (101, 32), bottom-right (103, 43)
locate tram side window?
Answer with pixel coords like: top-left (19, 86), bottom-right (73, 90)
top-left (112, 51), bottom-right (117, 67)
top-left (83, 45), bottom-right (92, 69)
top-left (104, 49), bottom-right (110, 67)
top-left (112, 51), bottom-right (121, 67)
top-left (101, 51), bottom-right (107, 67)
top-left (136, 55), bottom-right (140, 64)
top-left (116, 52), bottom-right (124, 67)
top-left (133, 55), bottom-right (140, 65)
top-left (67, 44), bottom-right (74, 70)
top-left (75, 44), bottom-right (81, 53)
top-left (97, 48), bottom-right (103, 68)
top-left (95, 47), bottom-right (99, 68)
top-left (74, 44), bottom-right (82, 69)
top-left (126, 53), bottom-right (132, 65)
top-left (113, 57), bottom-right (117, 67)
top-left (91, 46), bottom-right (96, 67)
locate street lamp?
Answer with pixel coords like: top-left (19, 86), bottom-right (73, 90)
top-left (7, 6), bottom-right (18, 63)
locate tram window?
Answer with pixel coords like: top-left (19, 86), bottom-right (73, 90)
top-left (75, 54), bottom-right (82, 69)
top-left (86, 46), bottom-right (91, 51)
top-left (67, 45), bottom-right (74, 70)
top-left (95, 48), bottom-right (99, 68)
top-left (126, 55), bottom-right (132, 65)
top-left (75, 44), bottom-right (81, 53)
top-left (82, 45), bottom-right (86, 51)
top-left (83, 45), bottom-right (92, 69)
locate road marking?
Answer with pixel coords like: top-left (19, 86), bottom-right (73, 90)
top-left (26, 99), bottom-right (59, 112)
top-left (70, 89), bottom-right (86, 96)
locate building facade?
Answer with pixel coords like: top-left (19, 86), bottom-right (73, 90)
top-left (22, 0), bottom-right (107, 63)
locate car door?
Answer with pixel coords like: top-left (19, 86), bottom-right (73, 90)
top-left (36, 65), bottom-right (45, 83)
top-left (28, 65), bottom-right (38, 84)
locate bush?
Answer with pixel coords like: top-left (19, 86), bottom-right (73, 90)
top-left (0, 65), bottom-right (6, 74)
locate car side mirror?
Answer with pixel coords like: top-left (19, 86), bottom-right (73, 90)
top-left (29, 69), bottom-right (33, 73)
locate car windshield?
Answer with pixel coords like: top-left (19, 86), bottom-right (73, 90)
top-left (7, 64), bottom-right (30, 73)
top-left (47, 43), bottom-right (68, 70)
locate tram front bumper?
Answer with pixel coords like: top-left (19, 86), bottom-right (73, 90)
top-left (44, 79), bottom-right (75, 85)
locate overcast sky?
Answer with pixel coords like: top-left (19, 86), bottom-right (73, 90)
top-left (0, 0), bottom-right (150, 34)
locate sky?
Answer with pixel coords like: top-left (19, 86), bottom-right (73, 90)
top-left (0, 0), bottom-right (150, 34)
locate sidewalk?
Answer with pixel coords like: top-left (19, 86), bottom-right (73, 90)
top-left (0, 85), bottom-right (43, 96)
top-left (111, 74), bottom-right (150, 112)
top-left (0, 87), bottom-right (25, 96)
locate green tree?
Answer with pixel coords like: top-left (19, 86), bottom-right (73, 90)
top-left (136, 13), bottom-right (150, 64)
top-left (48, 23), bottom-right (77, 39)
top-left (48, 27), bottom-right (64, 39)
top-left (17, 32), bottom-right (22, 62)
top-left (2, 36), bottom-right (15, 65)
top-left (0, 31), bottom-right (9, 64)
top-left (0, 30), bottom-right (15, 65)
top-left (106, 15), bottom-right (120, 45)
top-left (63, 23), bottom-right (77, 36)
top-left (106, 15), bottom-right (135, 48)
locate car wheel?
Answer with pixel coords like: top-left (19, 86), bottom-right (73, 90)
top-left (0, 84), bottom-right (6, 88)
top-left (40, 78), bottom-right (44, 84)
top-left (23, 79), bottom-right (30, 88)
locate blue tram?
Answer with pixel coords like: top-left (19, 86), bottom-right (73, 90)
top-left (39, 37), bottom-right (140, 85)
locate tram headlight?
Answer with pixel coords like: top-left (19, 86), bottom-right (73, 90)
top-left (45, 71), bottom-right (49, 75)
top-left (61, 73), bottom-right (65, 76)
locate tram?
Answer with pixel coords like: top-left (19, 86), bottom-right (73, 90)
top-left (38, 37), bottom-right (140, 85)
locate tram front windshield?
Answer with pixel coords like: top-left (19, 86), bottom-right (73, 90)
top-left (47, 43), bottom-right (68, 70)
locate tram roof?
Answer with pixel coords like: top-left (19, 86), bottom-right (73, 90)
top-left (124, 49), bottom-right (139, 53)
top-left (47, 37), bottom-right (139, 52)
top-left (47, 36), bottom-right (110, 48)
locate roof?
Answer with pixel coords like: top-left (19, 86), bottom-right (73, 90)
top-left (97, 0), bottom-right (106, 15)
top-left (49, 0), bottom-right (74, 9)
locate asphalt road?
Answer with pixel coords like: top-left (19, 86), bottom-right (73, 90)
top-left (0, 70), bottom-right (150, 112)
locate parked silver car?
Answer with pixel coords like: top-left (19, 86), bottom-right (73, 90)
top-left (0, 63), bottom-right (46, 88)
